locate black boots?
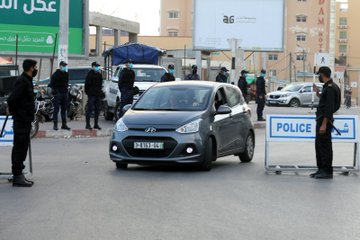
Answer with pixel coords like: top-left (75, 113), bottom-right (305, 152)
top-left (85, 117), bottom-right (92, 130)
top-left (53, 121), bottom-right (58, 131)
top-left (61, 120), bottom-right (71, 130)
top-left (12, 174), bottom-right (34, 187)
top-left (93, 116), bottom-right (101, 130)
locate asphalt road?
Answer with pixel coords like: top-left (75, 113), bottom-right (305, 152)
top-left (1, 128), bottom-right (359, 240)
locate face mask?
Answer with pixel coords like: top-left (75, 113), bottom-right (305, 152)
top-left (193, 69), bottom-right (197, 74)
top-left (261, 73), bottom-right (266, 77)
top-left (128, 63), bottom-right (133, 69)
top-left (95, 66), bottom-right (101, 72)
top-left (61, 66), bottom-right (68, 72)
top-left (169, 69), bottom-right (175, 75)
top-left (319, 75), bottom-right (324, 83)
top-left (32, 68), bottom-right (38, 78)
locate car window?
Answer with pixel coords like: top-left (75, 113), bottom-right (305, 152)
top-left (281, 85), bottom-right (303, 92)
top-left (225, 86), bottom-right (242, 107)
top-left (302, 86), bottom-right (312, 93)
top-left (133, 68), bottom-right (166, 82)
top-left (133, 86), bottom-right (212, 111)
top-left (214, 87), bottom-right (228, 110)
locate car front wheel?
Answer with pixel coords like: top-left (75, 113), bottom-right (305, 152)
top-left (239, 132), bottom-right (255, 163)
top-left (289, 99), bottom-right (300, 108)
top-left (199, 138), bottom-right (216, 171)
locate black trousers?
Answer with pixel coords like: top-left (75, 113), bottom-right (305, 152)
top-left (53, 92), bottom-right (68, 122)
top-left (11, 118), bottom-right (31, 176)
top-left (86, 96), bottom-right (101, 120)
top-left (315, 120), bottom-right (333, 174)
top-left (257, 97), bottom-right (265, 119)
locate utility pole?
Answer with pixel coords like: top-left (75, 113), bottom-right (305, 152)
top-left (303, 49), bottom-right (306, 82)
top-left (58, 0), bottom-right (69, 66)
top-left (289, 53), bottom-right (292, 83)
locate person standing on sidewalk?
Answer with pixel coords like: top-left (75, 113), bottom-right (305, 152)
top-left (161, 64), bottom-right (176, 82)
top-left (238, 70), bottom-right (249, 103)
top-left (185, 65), bottom-right (200, 80)
top-left (7, 59), bottom-right (37, 187)
top-left (216, 67), bottom-right (229, 83)
top-left (85, 62), bottom-right (103, 130)
top-left (256, 69), bottom-right (267, 121)
top-left (310, 66), bottom-right (341, 179)
top-left (49, 61), bottom-right (71, 131)
top-left (118, 59), bottom-right (135, 118)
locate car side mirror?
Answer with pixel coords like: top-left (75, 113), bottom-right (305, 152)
top-left (122, 104), bottom-right (132, 113)
top-left (216, 105), bottom-right (232, 115)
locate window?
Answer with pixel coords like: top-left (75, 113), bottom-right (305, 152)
top-left (296, 55), bottom-right (305, 61)
top-left (301, 86), bottom-right (312, 93)
top-left (339, 31), bottom-right (347, 39)
top-left (296, 15), bottom-right (307, 23)
top-left (298, 0), bottom-right (306, 2)
top-left (225, 87), bottom-right (242, 107)
top-left (339, 17), bottom-right (348, 26)
top-left (168, 31), bottom-right (178, 37)
top-left (168, 11), bottom-right (179, 19)
top-left (270, 70), bottom-right (277, 77)
top-left (214, 88), bottom-right (228, 110)
top-left (268, 54), bottom-right (278, 61)
top-left (296, 35), bottom-right (306, 41)
top-left (339, 44), bottom-right (347, 53)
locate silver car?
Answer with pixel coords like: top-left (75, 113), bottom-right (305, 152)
top-left (266, 83), bottom-right (323, 107)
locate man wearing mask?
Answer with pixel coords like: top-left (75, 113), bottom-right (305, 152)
top-left (161, 64), bottom-right (176, 82)
top-left (85, 62), bottom-right (103, 130)
top-left (256, 69), bottom-right (267, 121)
top-left (216, 67), bottom-right (229, 83)
top-left (186, 65), bottom-right (200, 80)
top-left (238, 70), bottom-right (249, 103)
top-left (49, 61), bottom-right (71, 131)
top-left (118, 59), bottom-right (135, 118)
top-left (311, 66), bottom-right (341, 179)
top-left (7, 59), bottom-right (37, 187)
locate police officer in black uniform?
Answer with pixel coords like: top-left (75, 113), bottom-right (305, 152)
top-left (238, 70), bottom-right (249, 103)
top-left (85, 62), bottom-right (103, 130)
top-left (216, 67), bottom-right (229, 83)
top-left (311, 66), bottom-right (341, 179)
top-left (7, 59), bottom-right (37, 187)
top-left (186, 65), bottom-right (200, 80)
top-left (50, 61), bottom-right (71, 131)
top-left (161, 64), bottom-right (176, 82)
top-left (118, 59), bottom-right (135, 118)
top-left (256, 69), bottom-right (267, 121)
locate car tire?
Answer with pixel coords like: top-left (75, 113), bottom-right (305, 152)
top-left (114, 101), bottom-right (122, 121)
top-left (239, 132), bottom-right (255, 163)
top-left (289, 99), bottom-right (300, 108)
top-left (104, 102), bottom-right (114, 121)
top-left (116, 162), bottom-right (128, 169)
top-left (199, 138), bottom-right (215, 171)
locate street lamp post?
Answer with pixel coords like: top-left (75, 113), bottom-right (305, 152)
top-left (297, 44), bottom-right (307, 82)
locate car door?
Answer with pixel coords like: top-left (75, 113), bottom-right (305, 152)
top-left (108, 67), bottom-right (121, 107)
top-left (212, 87), bottom-right (234, 154)
top-left (299, 86), bottom-right (312, 105)
top-left (224, 86), bottom-right (247, 153)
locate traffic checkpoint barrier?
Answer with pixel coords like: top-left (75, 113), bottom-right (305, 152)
top-left (265, 115), bottom-right (359, 175)
top-left (0, 116), bottom-right (14, 177)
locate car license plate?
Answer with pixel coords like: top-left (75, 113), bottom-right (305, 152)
top-left (269, 101), bottom-right (277, 104)
top-left (134, 142), bottom-right (164, 150)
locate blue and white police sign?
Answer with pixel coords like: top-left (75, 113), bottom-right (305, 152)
top-left (0, 116), bottom-right (13, 147)
top-left (266, 115), bottom-right (359, 143)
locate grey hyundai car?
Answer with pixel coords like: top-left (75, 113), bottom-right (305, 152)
top-left (109, 81), bottom-right (255, 171)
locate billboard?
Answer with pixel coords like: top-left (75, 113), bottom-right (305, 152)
top-left (0, 0), bottom-right (88, 56)
top-left (193, 0), bottom-right (285, 51)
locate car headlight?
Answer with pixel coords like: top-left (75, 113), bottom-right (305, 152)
top-left (114, 119), bottom-right (128, 132)
top-left (280, 94), bottom-right (290, 98)
top-left (176, 119), bottom-right (201, 134)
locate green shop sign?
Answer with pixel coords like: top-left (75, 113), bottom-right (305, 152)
top-left (0, 0), bottom-right (87, 56)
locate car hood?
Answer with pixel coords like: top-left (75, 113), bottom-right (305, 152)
top-left (269, 91), bottom-right (291, 95)
top-left (134, 82), bottom-right (159, 91)
top-left (123, 110), bottom-right (204, 129)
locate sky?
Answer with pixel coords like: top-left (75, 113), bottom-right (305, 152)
top-left (89, 0), bottom-right (161, 36)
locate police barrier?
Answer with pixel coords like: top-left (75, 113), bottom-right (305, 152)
top-left (265, 115), bottom-right (359, 174)
top-left (0, 115), bottom-right (13, 176)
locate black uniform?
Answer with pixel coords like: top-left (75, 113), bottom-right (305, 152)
top-left (216, 73), bottom-right (227, 83)
top-left (7, 73), bottom-right (35, 176)
top-left (256, 76), bottom-right (266, 120)
top-left (185, 73), bottom-right (200, 80)
top-left (238, 76), bottom-right (248, 102)
top-left (161, 73), bottom-right (175, 82)
top-left (118, 68), bottom-right (135, 118)
top-left (85, 70), bottom-right (103, 127)
top-left (50, 69), bottom-right (69, 124)
top-left (315, 79), bottom-right (341, 174)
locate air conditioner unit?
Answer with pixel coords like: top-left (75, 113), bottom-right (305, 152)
top-left (338, 25), bottom-right (348, 29)
top-left (339, 39), bottom-right (348, 43)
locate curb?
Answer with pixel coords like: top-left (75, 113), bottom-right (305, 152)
top-left (34, 123), bottom-right (267, 139)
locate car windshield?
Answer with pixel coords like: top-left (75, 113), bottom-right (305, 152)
top-left (281, 84), bottom-right (303, 92)
top-left (68, 68), bottom-right (91, 81)
top-left (133, 86), bottom-right (212, 111)
top-left (133, 68), bottom-right (166, 82)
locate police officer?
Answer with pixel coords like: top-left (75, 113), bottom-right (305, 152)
top-left (216, 67), bottom-right (229, 83)
top-left (7, 59), bottom-right (37, 187)
top-left (238, 70), bottom-right (249, 103)
top-left (118, 59), bottom-right (135, 118)
top-left (85, 62), bottom-right (103, 130)
top-left (161, 64), bottom-right (176, 82)
top-left (256, 69), bottom-right (267, 121)
top-left (50, 61), bottom-right (71, 131)
top-left (311, 66), bottom-right (341, 179)
top-left (185, 65), bottom-right (200, 80)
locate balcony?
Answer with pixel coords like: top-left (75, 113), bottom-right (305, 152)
top-left (338, 25), bottom-right (348, 29)
top-left (338, 39), bottom-right (348, 43)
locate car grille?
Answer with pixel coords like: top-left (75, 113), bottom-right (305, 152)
top-left (122, 136), bottom-right (178, 158)
top-left (269, 95), bottom-right (281, 99)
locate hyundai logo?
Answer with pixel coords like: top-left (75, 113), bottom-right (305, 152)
top-left (145, 127), bottom-right (157, 133)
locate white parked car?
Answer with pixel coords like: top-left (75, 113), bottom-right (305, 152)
top-left (103, 64), bottom-right (167, 120)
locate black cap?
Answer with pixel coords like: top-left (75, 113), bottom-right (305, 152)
top-left (241, 70), bottom-right (249, 75)
top-left (317, 66), bottom-right (332, 78)
top-left (59, 61), bottom-right (68, 67)
top-left (92, 61), bottom-right (100, 67)
top-left (192, 65), bottom-right (198, 69)
top-left (221, 67), bottom-right (229, 72)
top-left (126, 59), bottom-right (134, 64)
top-left (261, 69), bottom-right (266, 74)
top-left (168, 64), bottom-right (175, 69)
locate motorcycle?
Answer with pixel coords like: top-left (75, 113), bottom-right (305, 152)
top-left (67, 84), bottom-right (83, 120)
